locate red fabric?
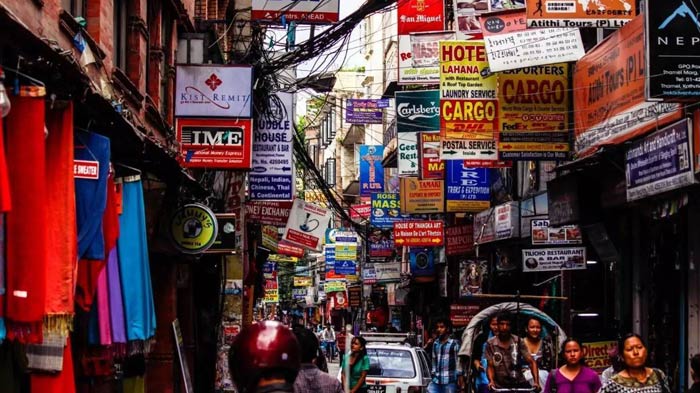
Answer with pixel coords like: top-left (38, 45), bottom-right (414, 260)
top-left (4, 95), bottom-right (47, 342)
top-left (0, 116), bottom-right (11, 212)
top-left (44, 102), bottom-right (77, 319)
top-left (75, 175), bottom-right (118, 311)
top-left (30, 336), bottom-right (76, 393)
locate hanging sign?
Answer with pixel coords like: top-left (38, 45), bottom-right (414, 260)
top-left (440, 138), bottom-right (499, 163)
top-left (277, 241), bottom-right (305, 258)
top-left (250, 92), bottom-right (294, 200)
top-left (293, 276), bottom-right (313, 287)
top-left (418, 132), bottom-right (445, 179)
top-left (369, 228), bottom-right (395, 258)
top-left (399, 178), bottom-right (445, 213)
top-left (245, 200), bottom-right (293, 226)
top-left (531, 219), bottom-right (583, 245)
top-left (645, 0), bottom-right (700, 101)
top-left (482, 10), bottom-right (585, 73)
top-left (398, 0), bottom-right (445, 35)
top-left (359, 145), bottom-right (385, 196)
top-left (398, 132), bottom-right (419, 176)
top-left (409, 247), bottom-right (436, 279)
top-left (522, 247), bottom-right (587, 272)
top-left (626, 119), bottom-right (695, 201)
top-left (251, 0), bottom-right (340, 24)
top-left (398, 33), bottom-right (451, 85)
top-left (282, 199), bottom-right (332, 251)
top-left (370, 193), bottom-right (403, 229)
top-left (446, 225), bottom-right (475, 255)
top-left (175, 65), bottom-right (252, 117)
top-left (170, 204), bottom-right (219, 254)
top-left (454, 0), bottom-right (491, 40)
top-left (176, 118), bottom-right (253, 169)
top-left (574, 15), bottom-right (682, 157)
top-left (74, 160), bottom-right (100, 180)
top-left (394, 221), bottom-right (445, 246)
top-left (324, 281), bottom-right (347, 293)
top-left (445, 161), bottom-right (491, 212)
top-left (525, 0), bottom-right (635, 28)
top-left (396, 90), bottom-right (441, 134)
top-left (350, 203), bottom-right (371, 220)
top-left (346, 99), bottom-right (389, 124)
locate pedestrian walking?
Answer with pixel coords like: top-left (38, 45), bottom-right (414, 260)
top-left (292, 326), bottom-right (343, 393)
top-left (428, 317), bottom-right (463, 393)
top-left (341, 336), bottom-right (370, 393)
top-left (321, 323), bottom-right (337, 361)
top-left (600, 333), bottom-right (671, 393)
top-left (543, 338), bottom-right (601, 393)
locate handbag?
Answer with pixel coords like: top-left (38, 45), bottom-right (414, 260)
top-left (653, 369), bottom-right (672, 393)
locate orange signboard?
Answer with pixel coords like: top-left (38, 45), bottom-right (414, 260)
top-left (399, 177), bottom-right (445, 213)
top-left (394, 221), bottom-right (445, 246)
top-left (525, 0), bottom-right (635, 28)
top-left (573, 15), bottom-right (682, 157)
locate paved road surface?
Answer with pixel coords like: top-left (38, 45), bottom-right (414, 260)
top-left (327, 356), bottom-right (340, 378)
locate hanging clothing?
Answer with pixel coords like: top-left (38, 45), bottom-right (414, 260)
top-left (74, 130), bottom-right (110, 260)
top-left (4, 94), bottom-right (47, 343)
top-left (107, 247), bottom-right (127, 345)
top-left (44, 102), bottom-right (77, 334)
top-left (0, 111), bottom-right (11, 212)
top-left (30, 337), bottom-right (76, 393)
top-left (0, 339), bottom-right (27, 393)
top-left (117, 177), bottom-right (156, 343)
top-left (96, 266), bottom-right (112, 345)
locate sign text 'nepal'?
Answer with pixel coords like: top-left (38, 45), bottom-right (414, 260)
top-left (394, 221), bottom-right (444, 247)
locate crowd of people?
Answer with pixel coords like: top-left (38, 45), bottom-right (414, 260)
top-left (226, 316), bottom-right (700, 393)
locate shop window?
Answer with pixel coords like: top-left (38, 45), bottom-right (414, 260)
top-left (62, 0), bottom-right (84, 17)
top-left (114, 0), bottom-right (128, 71)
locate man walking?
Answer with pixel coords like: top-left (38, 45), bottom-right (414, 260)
top-left (292, 326), bottom-right (343, 393)
top-left (321, 323), bottom-right (337, 361)
top-left (485, 313), bottom-right (540, 391)
top-left (429, 317), bottom-right (462, 393)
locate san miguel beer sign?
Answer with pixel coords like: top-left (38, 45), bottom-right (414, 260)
top-left (177, 118), bottom-right (253, 169)
top-left (646, 0), bottom-right (700, 101)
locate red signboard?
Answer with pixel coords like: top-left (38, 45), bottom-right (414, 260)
top-left (394, 221), bottom-right (444, 246)
top-left (74, 160), bottom-right (99, 180)
top-left (418, 132), bottom-right (444, 179)
top-left (450, 304), bottom-right (480, 327)
top-left (398, 0), bottom-right (445, 35)
top-left (350, 203), bottom-right (371, 220)
top-left (278, 241), bottom-right (305, 258)
top-left (446, 225), bottom-right (474, 256)
top-left (245, 201), bottom-right (293, 226)
top-left (177, 118), bottom-right (253, 169)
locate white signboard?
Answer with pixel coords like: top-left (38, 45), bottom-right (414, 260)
top-left (252, 0), bottom-right (340, 24)
top-left (522, 247), bottom-right (587, 272)
top-left (375, 262), bottom-right (402, 281)
top-left (440, 138), bottom-right (498, 161)
top-left (282, 199), bottom-right (332, 251)
top-left (531, 219), bottom-right (583, 245)
top-left (250, 92), bottom-right (294, 200)
top-left (398, 35), bottom-right (441, 85)
top-left (483, 28), bottom-right (585, 72)
top-left (175, 65), bottom-right (252, 118)
top-left (398, 132), bottom-right (419, 175)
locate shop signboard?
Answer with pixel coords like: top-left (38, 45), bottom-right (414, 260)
top-left (482, 10), bottom-right (585, 73)
top-left (396, 90), bottom-right (441, 134)
top-left (625, 119), bottom-right (695, 201)
top-left (522, 247), bottom-right (587, 272)
top-left (267, 254), bottom-right (298, 263)
top-left (369, 228), bottom-right (395, 258)
top-left (418, 132), bottom-right (444, 179)
top-left (277, 241), bottom-right (305, 258)
top-left (574, 15), bottom-right (683, 157)
top-left (264, 278), bottom-right (279, 303)
top-left (370, 193), bottom-right (404, 229)
top-left (375, 262), bottom-right (402, 282)
top-left (646, 1), bottom-right (700, 101)
top-left (398, 33), bottom-right (449, 85)
top-left (359, 145), bottom-right (385, 196)
top-left (175, 65), bottom-right (252, 117)
top-left (474, 207), bottom-right (496, 244)
top-left (324, 245), bottom-right (342, 279)
top-left (440, 40), bottom-right (498, 140)
top-left (440, 138), bottom-right (499, 164)
top-left (350, 203), bottom-right (371, 220)
top-left (582, 341), bottom-right (617, 373)
top-left (293, 276), bottom-right (313, 287)
top-left (292, 288), bottom-right (307, 300)
top-left (495, 201), bottom-right (520, 239)
top-left (524, 0), bottom-right (634, 28)
top-left (446, 225), bottom-right (474, 255)
top-left (348, 286), bottom-right (362, 307)
top-left (398, 0), bottom-right (445, 35)
top-left (453, 0), bottom-right (490, 40)
top-left (497, 64), bottom-right (571, 160)
top-left (445, 161), bottom-right (491, 212)
top-left (399, 178), bottom-right (445, 213)
top-left (251, 0), bottom-right (339, 24)
top-left (450, 304), bottom-right (480, 327)
top-left (250, 92), bottom-right (293, 200)
top-left (531, 219), bottom-right (583, 245)
top-left (394, 221), bottom-right (445, 246)
top-left (261, 225), bottom-right (278, 252)
top-left (409, 247), bottom-right (436, 280)
top-left (170, 204), bottom-right (219, 254)
top-left (362, 264), bottom-right (378, 284)
top-left (334, 231), bottom-right (358, 275)
top-left (176, 118), bottom-right (253, 169)
top-left (262, 262), bottom-right (277, 278)
top-left (324, 281), bottom-right (347, 293)
top-left (282, 199), bottom-right (333, 251)
top-left (245, 200), bottom-right (293, 226)
top-left (346, 99), bottom-right (389, 124)
top-left (398, 132), bottom-right (420, 176)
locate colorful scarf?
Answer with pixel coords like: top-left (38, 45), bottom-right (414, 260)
top-left (117, 178), bottom-right (156, 345)
top-left (30, 336), bottom-right (76, 393)
top-left (0, 107), bottom-right (10, 212)
top-left (4, 94), bottom-right (47, 343)
top-left (44, 102), bottom-right (77, 335)
top-left (107, 247), bottom-right (127, 345)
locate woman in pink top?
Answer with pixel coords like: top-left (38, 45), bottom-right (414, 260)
top-left (544, 338), bottom-right (602, 393)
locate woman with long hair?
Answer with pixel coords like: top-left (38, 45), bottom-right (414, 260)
top-left (600, 333), bottom-right (671, 393)
top-left (341, 336), bottom-right (370, 393)
top-left (522, 317), bottom-right (555, 387)
top-left (543, 338), bottom-right (601, 393)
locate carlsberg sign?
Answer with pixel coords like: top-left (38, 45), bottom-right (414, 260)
top-left (395, 90), bottom-right (440, 133)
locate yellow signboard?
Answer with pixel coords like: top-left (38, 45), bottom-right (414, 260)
top-left (268, 254), bottom-right (299, 263)
top-left (293, 276), bottom-right (313, 287)
top-left (264, 288), bottom-right (279, 303)
top-left (170, 204), bottom-right (218, 254)
top-left (447, 200), bottom-right (490, 213)
top-left (399, 177), bottom-right (445, 214)
top-left (582, 340), bottom-right (616, 373)
top-left (324, 281), bottom-right (347, 293)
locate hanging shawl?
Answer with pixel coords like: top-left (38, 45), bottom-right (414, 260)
top-left (117, 178), bottom-right (156, 350)
top-left (30, 336), bottom-right (76, 393)
top-left (4, 93), bottom-right (47, 343)
top-left (107, 247), bottom-right (127, 347)
top-left (44, 102), bottom-right (77, 335)
top-left (0, 103), bottom-right (10, 212)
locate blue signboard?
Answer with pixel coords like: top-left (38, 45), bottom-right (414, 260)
top-left (324, 245), bottom-right (335, 273)
top-left (626, 119), bottom-right (695, 201)
top-left (346, 99), bottom-right (388, 124)
top-left (334, 260), bottom-right (356, 275)
top-left (370, 193), bottom-right (404, 228)
top-left (445, 161), bottom-right (491, 212)
top-left (360, 145), bottom-right (385, 196)
top-left (409, 247), bottom-right (436, 278)
top-left (250, 92), bottom-right (294, 200)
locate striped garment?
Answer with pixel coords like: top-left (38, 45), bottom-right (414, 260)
top-left (431, 337), bottom-right (462, 384)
